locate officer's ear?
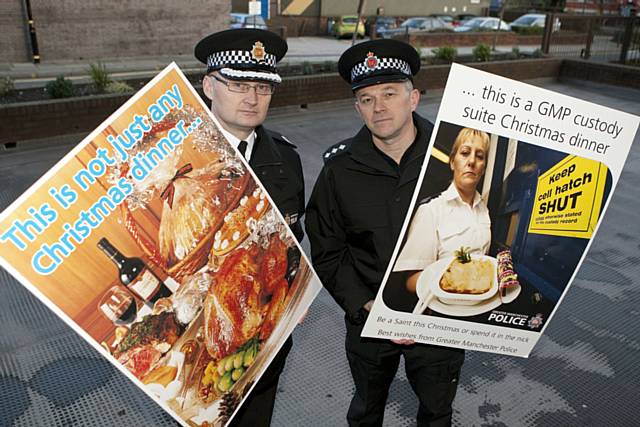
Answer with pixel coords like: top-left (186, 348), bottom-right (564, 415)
top-left (354, 93), bottom-right (366, 119)
top-left (354, 99), bottom-right (363, 118)
top-left (410, 88), bottom-right (420, 112)
top-left (203, 75), bottom-right (215, 101)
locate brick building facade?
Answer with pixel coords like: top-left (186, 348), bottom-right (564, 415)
top-left (2, 0), bottom-right (229, 63)
top-left (1, 1), bottom-right (31, 62)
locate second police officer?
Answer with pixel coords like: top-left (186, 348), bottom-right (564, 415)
top-left (305, 39), bottom-right (465, 427)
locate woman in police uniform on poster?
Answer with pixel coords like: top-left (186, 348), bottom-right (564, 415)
top-left (394, 127), bottom-right (492, 301)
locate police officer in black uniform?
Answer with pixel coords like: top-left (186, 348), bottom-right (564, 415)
top-left (305, 39), bottom-right (464, 427)
top-left (195, 28), bottom-right (304, 426)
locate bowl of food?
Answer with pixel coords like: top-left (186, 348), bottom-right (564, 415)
top-left (425, 247), bottom-right (498, 305)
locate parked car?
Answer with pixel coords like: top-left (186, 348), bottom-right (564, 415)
top-left (454, 17), bottom-right (511, 32)
top-left (379, 17), bottom-right (453, 38)
top-left (429, 14), bottom-right (455, 29)
top-left (365, 16), bottom-right (398, 36)
top-left (454, 14), bottom-right (477, 26)
top-left (230, 13), bottom-right (267, 29)
top-left (330, 15), bottom-right (366, 38)
top-left (510, 13), bottom-right (561, 32)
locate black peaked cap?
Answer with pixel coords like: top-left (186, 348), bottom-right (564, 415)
top-left (338, 39), bottom-right (421, 91)
top-left (195, 29), bottom-right (287, 81)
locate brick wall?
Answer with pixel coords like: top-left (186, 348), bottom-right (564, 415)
top-left (0, 95), bottom-right (128, 145)
top-left (0, 58), bottom-right (566, 145)
top-left (1, 0), bottom-right (30, 63)
top-left (270, 74), bottom-right (352, 107)
top-left (268, 16), bottom-right (329, 37)
top-left (559, 59), bottom-right (640, 90)
top-left (406, 32), bottom-right (588, 48)
top-left (28, 0), bottom-right (229, 61)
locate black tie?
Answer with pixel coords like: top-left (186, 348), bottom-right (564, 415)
top-left (238, 140), bottom-right (248, 159)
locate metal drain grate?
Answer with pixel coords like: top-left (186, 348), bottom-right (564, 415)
top-left (273, 289), bottom-right (417, 427)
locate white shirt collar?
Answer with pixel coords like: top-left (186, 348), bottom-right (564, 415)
top-left (209, 113), bottom-right (256, 160)
top-left (443, 182), bottom-right (483, 207)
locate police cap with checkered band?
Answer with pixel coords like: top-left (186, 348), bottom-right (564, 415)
top-left (195, 28), bottom-right (288, 84)
top-left (338, 39), bottom-right (420, 91)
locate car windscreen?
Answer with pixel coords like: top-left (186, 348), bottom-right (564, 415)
top-left (513, 16), bottom-right (539, 25)
top-left (481, 19), bottom-right (501, 28)
top-left (401, 19), bottom-right (423, 28)
top-left (466, 18), bottom-right (484, 28)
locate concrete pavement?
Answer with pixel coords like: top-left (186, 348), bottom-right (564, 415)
top-left (1, 78), bottom-right (639, 426)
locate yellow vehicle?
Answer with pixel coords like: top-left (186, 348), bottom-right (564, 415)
top-left (330, 15), bottom-right (366, 39)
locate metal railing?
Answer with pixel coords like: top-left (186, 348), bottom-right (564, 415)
top-left (541, 14), bottom-right (640, 65)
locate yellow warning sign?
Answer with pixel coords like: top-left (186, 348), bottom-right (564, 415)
top-left (528, 155), bottom-right (608, 239)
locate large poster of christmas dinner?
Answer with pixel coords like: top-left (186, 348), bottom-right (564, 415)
top-left (0, 63), bottom-right (321, 426)
top-left (362, 64), bottom-right (638, 357)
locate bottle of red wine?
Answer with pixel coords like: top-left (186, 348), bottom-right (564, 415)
top-left (97, 238), bottom-right (172, 307)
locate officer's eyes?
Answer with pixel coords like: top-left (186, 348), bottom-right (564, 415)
top-left (230, 82), bottom-right (250, 91)
top-left (358, 97), bottom-right (373, 105)
top-left (256, 84), bottom-right (272, 92)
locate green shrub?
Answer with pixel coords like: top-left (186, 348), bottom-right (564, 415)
top-left (432, 46), bottom-right (457, 62)
top-left (512, 26), bottom-right (544, 36)
top-left (531, 48), bottom-right (544, 58)
top-left (0, 77), bottom-right (15, 97)
top-left (322, 60), bottom-right (337, 72)
top-left (88, 61), bottom-right (111, 93)
top-left (302, 61), bottom-right (314, 75)
top-left (507, 47), bottom-right (521, 60)
top-left (46, 76), bottom-right (74, 99)
top-left (473, 43), bottom-right (492, 62)
top-left (105, 81), bottom-right (134, 94)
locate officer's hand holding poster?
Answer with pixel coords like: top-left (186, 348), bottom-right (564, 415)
top-left (0, 64), bottom-right (321, 426)
top-left (363, 64), bottom-right (638, 357)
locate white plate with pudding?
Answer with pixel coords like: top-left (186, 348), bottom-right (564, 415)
top-left (414, 255), bottom-right (521, 317)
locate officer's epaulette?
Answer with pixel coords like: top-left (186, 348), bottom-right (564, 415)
top-left (418, 191), bottom-right (442, 206)
top-left (322, 140), bottom-right (351, 163)
top-left (266, 129), bottom-right (297, 148)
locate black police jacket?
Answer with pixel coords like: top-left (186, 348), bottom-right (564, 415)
top-left (305, 113), bottom-right (433, 323)
top-left (250, 125), bottom-right (305, 242)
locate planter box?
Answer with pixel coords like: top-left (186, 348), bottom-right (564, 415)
top-left (560, 59), bottom-right (640, 90)
top-left (404, 32), bottom-right (588, 48)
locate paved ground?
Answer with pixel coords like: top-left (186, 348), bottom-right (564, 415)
top-left (1, 78), bottom-right (639, 427)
